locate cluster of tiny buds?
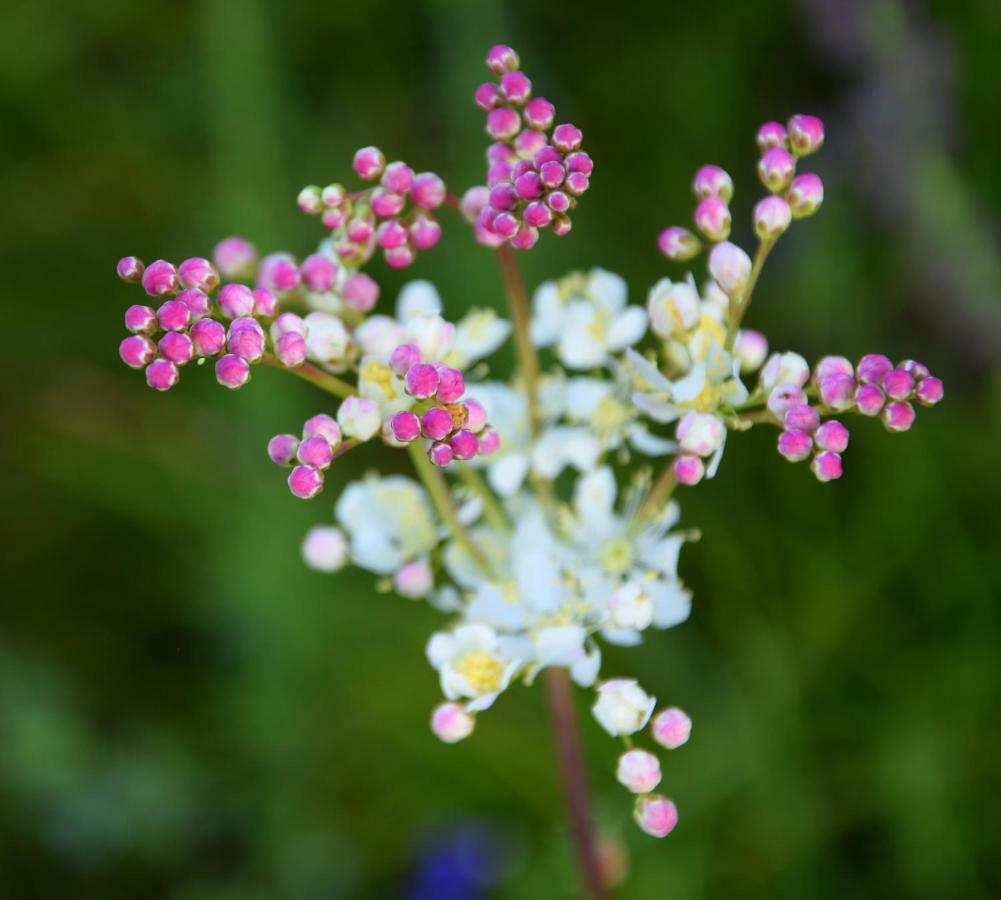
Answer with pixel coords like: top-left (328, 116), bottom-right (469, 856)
top-left (468, 44), bottom-right (592, 249)
top-left (670, 412), bottom-right (726, 487)
top-left (657, 114), bottom-right (825, 262)
top-left (268, 413), bottom-right (351, 499)
top-left (298, 149), bottom-right (446, 270)
top-left (387, 345), bottom-right (500, 467)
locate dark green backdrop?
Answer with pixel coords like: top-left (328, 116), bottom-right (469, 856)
top-left (2, 1), bottom-right (999, 897)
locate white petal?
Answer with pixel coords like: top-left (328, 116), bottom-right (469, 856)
top-left (608, 306), bottom-right (649, 351)
top-left (488, 453), bottom-right (530, 497)
top-left (396, 280), bottom-right (442, 320)
top-left (589, 268), bottom-right (628, 312)
top-left (627, 424), bottom-right (678, 457)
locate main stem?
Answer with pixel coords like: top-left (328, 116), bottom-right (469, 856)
top-left (545, 669), bottom-right (610, 900)
top-left (724, 239), bottom-right (774, 352)
top-left (496, 244), bottom-right (541, 436)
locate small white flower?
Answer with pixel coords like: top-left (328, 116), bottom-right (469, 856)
top-left (393, 558), bottom-right (433, 598)
top-left (300, 525), bottom-right (347, 572)
top-left (647, 277), bottom-right (700, 339)
top-left (426, 624), bottom-right (520, 711)
top-left (607, 582), bottom-right (655, 631)
top-left (353, 314), bottom-right (404, 360)
top-left (676, 411), bottom-right (726, 457)
top-left (337, 395), bottom-right (381, 441)
top-left (447, 308), bottom-right (512, 369)
top-left (616, 749), bottom-right (662, 793)
top-left (592, 678), bottom-right (656, 736)
top-left (304, 312), bottom-right (352, 371)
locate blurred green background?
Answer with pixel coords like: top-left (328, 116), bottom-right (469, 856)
top-left (2, 0), bottom-right (1000, 897)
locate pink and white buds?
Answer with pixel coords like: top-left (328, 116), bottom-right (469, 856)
top-left (486, 44), bottom-right (520, 75)
top-left (301, 525), bottom-right (347, 572)
top-left (125, 304), bottom-right (157, 334)
top-left (275, 331), bottom-right (307, 367)
top-left (353, 146), bottom-right (386, 181)
top-left (811, 450), bottom-right (843, 482)
top-left (753, 196), bottom-right (792, 241)
top-left (288, 465), bottom-right (324, 499)
top-left (391, 410), bottom-right (422, 443)
top-left (787, 114), bottom-right (825, 156)
top-left (267, 433), bottom-right (300, 466)
top-left (486, 107), bottom-right (521, 141)
top-left (449, 429), bottom-right (479, 460)
top-left (500, 70), bottom-right (532, 105)
top-left (524, 97), bottom-right (556, 130)
top-left (676, 412), bottom-right (725, 457)
top-left (218, 283), bottom-right (255, 319)
top-left (757, 147), bottom-right (796, 193)
top-left (215, 354), bottom-right (251, 389)
top-left (756, 121), bottom-right (788, 152)
top-left (784, 403), bottom-right (820, 432)
top-left (815, 420), bottom-right (850, 453)
top-left (321, 183), bottom-right (346, 207)
top-left (410, 214), bottom-right (443, 250)
top-left (474, 82), bottom-right (501, 110)
top-left (382, 161), bottom-right (415, 195)
top-left (428, 442), bottom-right (454, 467)
top-left (552, 123), bottom-right (583, 153)
top-left (227, 318), bottom-right (265, 362)
top-left (159, 331), bottom-right (194, 365)
top-left (337, 396), bottom-right (381, 441)
top-left (178, 288), bottom-right (211, 319)
top-left (708, 242), bottom-right (752, 297)
top-left (300, 253), bottom-right (337, 292)
top-left (815, 355), bottom-right (853, 381)
top-left (673, 454), bottom-right (705, 486)
top-left (190, 318), bottom-right (226, 357)
top-left (692, 165), bottom-right (734, 202)
top-left (436, 366), bottom-right (466, 403)
top-left (421, 407), bottom-right (453, 441)
top-left (857, 353), bottom-right (893, 385)
top-left (213, 236), bottom-right (257, 280)
top-left (303, 413), bottom-right (342, 446)
top-left (431, 702), bottom-right (475, 743)
top-left (592, 679), bottom-right (656, 737)
top-left (777, 429), bottom-right (813, 462)
top-left (883, 369), bottom-right (915, 401)
top-left (854, 383), bottom-right (885, 416)
top-left (616, 750), bottom-right (662, 794)
top-left (761, 352), bottom-right (810, 390)
top-left (818, 373), bottom-right (857, 411)
top-left (117, 256), bottom-right (145, 283)
top-left (658, 226), bottom-right (701, 261)
top-left (145, 358), bottom-right (179, 391)
top-left (734, 329), bottom-right (769, 373)
top-left (786, 173), bottom-right (824, 218)
top-left (477, 429), bottom-right (500, 455)
top-left (297, 435), bottom-right (335, 470)
top-left (405, 362), bottom-right (440, 399)
top-left (694, 196), bottom-right (731, 241)
top-left (410, 172), bottom-right (446, 210)
top-left (394, 559), bottom-right (432, 598)
top-left (177, 257), bottom-right (219, 292)
top-left (156, 299), bottom-right (191, 333)
top-left (633, 795), bottom-right (678, 839)
top-left (141, 260), bottom-right (179, 297)
top-left (882, 401), bottom-right (916, 432)
top-left (297, 185), bottom-right (323, 215)
top-left (915, 376), bottom-right (943, 406)
top-left (120, 335), bottom-right (156, 369)
top-left (651, 707), bottom-right (692, 749)
top-left (767, 383), bottom-right (808, 419)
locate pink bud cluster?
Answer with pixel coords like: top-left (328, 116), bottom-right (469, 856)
top-left (268, 414), bottom-right (354, 499)
top-left (669, 412), bottom-right (726, 487)
top-left (468, 44), bottom-right (592, 249)
top-left (117, 252), bottom-right (287, 391)
top-left (387, 344), bottom-right (500, 468)
top-left (298, 149), bottom-right (447, 270)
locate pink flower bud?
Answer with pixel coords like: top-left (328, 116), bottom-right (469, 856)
top-left (352, 146), bottom-right (386, 181)
top-left (535, 145), bottom-right (561, 167)
top-left (708, 241), bottom-right (752, 297)
top-left (539, 160), bottom-right (566, 189)
top-left (692, 164), bottom-right (734, 202)
top-left (633, 795), bottom-right (678, 838)
top-left (275, 331), bottom-right (307, 367)
top-left (420, 407), bottom-right (453, 441)
top-left (322, 207), bottom-right (348, 229)
top-left (514, 170), bottom-right (542, 201)
top-left (394, 559), bottom-right (432, 598)
top-left (117, 256), bottom-right (145, 282)
top-left (321, 183), bottom-right (346, 207)
top-left (815, 419), bottom-right (849, 453)
top-left (477, 428), bottom-right (500, 455)
top-left (271, 311), bottom-right (307, 339)
top-left (857, 353), bottom-right (893, 385)
top-left (178, 288), bottom-right (211, 319)
top-left (410, 172), bottom-right (446, 209)
top-left (500, 70), bottom-right (532, 105)
top-left (485, 44), bottom-right (520, 75)
top-left (300, 253), bottom-right (337, 292)
top-left (510, 224), bottom-right (540, 250)
top-left (288, 465), bottom-right (323, 499)
top-left (303, 413), bottom-right (342, 445)
top-left (463, 398), bottom-right (487, 433)
top-left (551, 214), bottom-right (573, 237)
top-left (786, 173), bottom-right (824, 218)
top-left (767, 383), bottom-right (808, 418)
top-left (616, 749), bottom-right (662, 794)
top-left (818, 373), bottom-right (857, 411)
top-left (341, 273), bottom-right (378, 311)
top-left (159, 331), bottom-right (194, 365)
top-left (854, 383), bottom-right (885, 416)
top-left (252, 287), bottom-right (278, 318)
top-left (297, 435), bottom-right (334, 469)
top-left (449, 429), bottom-right (479, 460)
top-left (883, 369), bottom-right (915, 400)
top-left (756, 121), bottom-right (788, 152)
top-left (227, 319), bottom-right (265, 362)
top-left (883, 401), bottom-right (916, 432)
top-left (391, 410), bottom-right (421, 442)
top-left (915, 376), bottom-right (943, 406)
top-left (297, 185), bottom-right (323, 214)
top-left (552, 123), bottom-right (583, 153)
top-left (758, 147), bottom-right (796, 193)
top-left (546, 191), bottom-right (571, 213)
top-left (694, 196), bottom-right (732, 241)
top-left (753, 196), bottom-right (792, 240)
top-left (217, 283), bottom-right (255, 319)
top-left (486, 106), bottom-right (521, 141)
top-left (657, 226), bottom-right (701, 262)
top-left (811, 450), bottom-right (843, 482)
top-left (383, 244), bottom-right (416, 269)
top-left (777, 429), bottom-right (813, 462)
top-left (124, 304), bottom-right (157, 334)
top-left (215, 354), bottom-right (251, 389)
top-left (673, 454), bottom-right (705, 485)
top-left (474, 82), bottom-right (502, 110)
top-left (489, 181), bottom-right (518, 212)
top-left (119, 335), bottom-right (157, 369)
top-left (487, 141), bottom-right (517, 165)
top-left (514, 129), bottom-right (547, 160)
top-left (676, 412), bottom-right (725, 457)
top-left (651, 707), bottom-right (692, 749)
top-left (899, 359), bottom-right (930, 380)
top-left (268, 433), bottom-right (299, 465)
top-left (564, 172), bottom-right (589, 196)
top-left (390, 343), bottom-right (423, 375)
top-left (429, 441), bottom-right (454, 467)
top-left (190, 318), bottom-right (226, 357)
top-left (145, 358), bottom-right (179, 391)
top-left (371, 189), bottom-right (406, 219)
top-left (524, 96), bottom-right (555, 130)
top-left (815, 355), bottom-right (854, 381)
top-left (784, 403), bottom-right (820, 432)
top-left (141, 260), bottom-right (179, 297)
top-left (565, 151), bottom-right (594, 176)
top-left (524, 201), bottom-right (552, 228)
top-left (301, 525), bottom-right (347, 572)
top-left (410, 214), bottom-right (442, 250)
top-left (431, 702), bottom-right (475, 743)
top-left (213, 236), bottom-right (257, 280)
top-left (177, 257), bottom-right (219, 292)
top-left (156, 299), bottom-right (191, 333)
top-left (377, 219), bottom-right (409, 250)
top-left (436, 366), bottom-right (465, 403)
top-left (381, 161), bottom-right (415, 195)
top-left (787, 114), bottom-right (825, 156)
top-left (734, 329), bottom-right (769, 373)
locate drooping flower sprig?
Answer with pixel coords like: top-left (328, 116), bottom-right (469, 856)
top-left (112, 43), bottom-right (944, 882)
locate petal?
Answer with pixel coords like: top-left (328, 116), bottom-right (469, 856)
top-left (396, 280), bottom-right (442, 320)
top-left (608, 306), bottom-right (649, 351)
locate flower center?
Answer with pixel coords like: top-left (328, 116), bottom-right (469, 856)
top-left (360, 359), bottom-right (396, 400)
top-left (454, 650), bottom-right (504, 694)
top-left (600, 537), bottom-right (634, 574)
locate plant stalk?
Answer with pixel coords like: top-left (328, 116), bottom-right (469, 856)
top-left (495, 244), bottom-right (542, 436)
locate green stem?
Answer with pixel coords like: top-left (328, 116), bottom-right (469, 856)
top-left (261, 355), bottom-right (354, 398)
top-left (495, 244), bottom-right (541, 437)
top-left (457, 465), bottom-right (510, 532)
top-left (635, 462), bottom-right (677, 524)
top-left (724, 239), bottom-right (774, 352)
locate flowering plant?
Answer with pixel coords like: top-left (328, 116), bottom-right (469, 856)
top-left (114, 43), bottom-right (943, 896)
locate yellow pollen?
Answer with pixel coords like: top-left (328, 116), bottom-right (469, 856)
top-left (454, 650), bottom-right (504, 694)
top-left (600, 536), bottom-right (634, 574)
top-left (360, 359), bottom-right (396, 400)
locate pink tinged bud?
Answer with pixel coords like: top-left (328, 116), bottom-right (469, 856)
top-left (564, 172), bottom-right (589, 196)
top-left (178, 288), bottom-right (211, 319)
top-left (486, 44), bottom-right (520, 75)
top-left (768, 383), bottom-right (808, 418)
top-left (383, 243), bottom-right (416, 269)
top-left (486, 106), bottom-right (521, 141)
top-left (658, 226), bottom-right (702, 262)
top-left (565, 151), bottom-right (594, 176)
top-left (352, 145), bottom-right (386, 181)
top-left (145, 358), bottom-right (179, 391)
top-left (513, 131), bottom-right (546, 162)
top-left (390, 343), bottom-right (423, 375)
top-left (141, 260), bottom-right (179, 297)
top-left (322, 207), bottom-right (348, 229)
top-left (410, 172), bottom-right (446, 210)
top-left (371, 189), bottom-right (406, 219)
top-left (410, 215), bottom-right (442, 250)
top-left (321, 183), bottom-right (346, 207)
top-left (489, 181), bottom-right (519, 212)
top-left (500, 70), bottom-right (532, 105)
top-left (818, 373), bottom-right (857, 411)
top-left (381, 161), bottom-right (415, 194)
top-left (342, 273), bottom-right (379, 311)
top-left (676, 412), bottom-right (725, 457)
top-left (708, 241), bottom-right (752, 297)
top-left (487, 141), bottom-right (517, 165)
top-left (268, 434), bottom-right (300, 465)
top-left (431, 702), bottom-right (475, 743)
top-left (449, 429), bottom-right (478, 460)
top-left (117, 256), bottom-right (145, 282)
top-left (429, 441), bottom-right (454, 467)
top-left (463, 398), bottom-right (487, 433)
top-left (617, 750), bottom-right (662, 794)
top-left (552, 123), bottom-right (583, 153)
top-left (271, 311), bottom-right (307, 339)
top-left (337, 396), bottom-right (381, 441)
top-left (883, 369), bottom-right (915, 400)
top-left (303, 414), bottom-right (342, 445)
top-left (651, 707), bottom-right (692, 749)
top-left (436, 366), bottom-right (466, 403)
top-left (692, 164), bottom-right (734, 202)
top-left (177, 257), bottom-right (219, 292)
top-left (633, 795), bottom-right (678, 839)
top-left (523, 96), bottom-right (555, 130)
top-left (777, 429), bottom-right (813, 462)
top-left (754, 196), bottom-right (792, 240)
top-left (787, 114), bottom-right (825, 156)
top-left (391, 410), bottom-right (421, 442)
top-left (811, 450), bottom-right (843, 482)
top-left (883, 401), bottom-right (916, 432)
top-left (855, 383), bottom-right (886, 416)
top-left (535, 145), bottom-right (562, 167)
top-left (213, 236), bottom-right (257, 280)
top-left (475, 81), bottom-right (502, 110)
top-left (119, 335), bottom-right (157, 369)
top-left (673, 454), bottom-right (705, 485)
top-left (288, 465), bottom-right (324, 499)
top-left (510, 224), bottom-right (540, 250)
top-left (297, 185), bottom-right (323, 214)
top-left (523, 201), bottom-right (552, 228)
top-left (156, 299), bottom-right (191, 332)
top-left (420, 407), bottom-right (453, 441)
top-left (815, 355), bottom-right (854, 381)
top-left (900, 359), bottom-right (930, 380)
top-left (784, 403), bottom-right (820, 432)
top-left (758, 147), bottom-right (796, 193)
top-left (394, 559), bottom-right (433, 598)
top-left (190, 318), bottom-right (226, 357)
top-left (301, 525), bottom-right (347, 572)
top-left (124, 304), bottom-right (157, 334)
top-left (477, 428), bottom-right (500, 455)
top-left (297, 435), bottom-right (334, 469)
top-left (492, 211), bottom-right (520, 238)
top-left (546, 191), bottom-right (571, 213)
top-left (158, 331), bottom-right (194, 365)
top-left (227, 320), bottom-right (264, 362)
top-left (515, 170), bottom-right (543, 201)
top-left (786, 173), bottom-right (824, 218)
top-left (551, 215), bottom-right (572, 237)
top-left (734, 329), bottom-right (769, 373)
top-left (217, 283), bottom-right (255, 319)
top-left (915, 376), bottom-right (943, 406)
top-left (346, 214), bottom-right (375, 243)
top-left (857, 353), bottom-right (893, 385)
top-left (252, 288), bottom-right (279, 318)
top-left (694, 196), bottom-right (731, 241)
top-left (815, 419), bottom-right (850, 453)
top-left (300, 253), bottom-right (337, 292)
top-left (377, 219), bottom-right (409, 250)
top-left (486, 163), bottom-right (513, 188)
top-left (539, 160), bottom-right (566, 190)
top-left (275, 331), bottom-right (307, 367)
top-left (756, 120), bottom-right (788, 152)
top-left (215, 354), bottom-right (251, 389)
